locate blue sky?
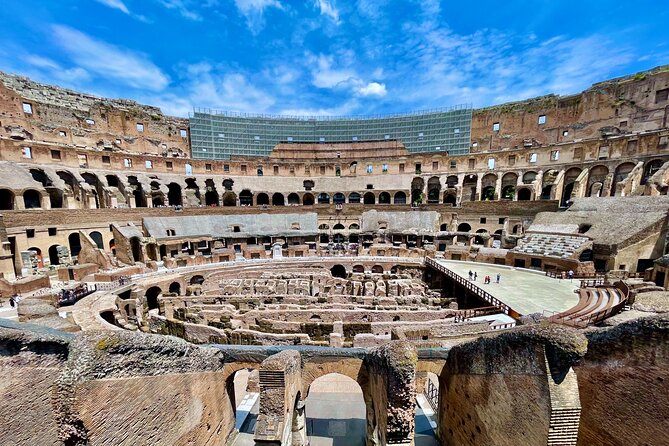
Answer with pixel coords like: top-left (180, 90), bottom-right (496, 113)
top-left (0, 0), bottom-right (667, 117)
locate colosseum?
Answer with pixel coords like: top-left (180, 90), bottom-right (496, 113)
top-left (1, 64), bottom-right (668, 446)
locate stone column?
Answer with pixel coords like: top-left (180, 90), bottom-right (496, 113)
top-left (364, 341), bottom-right (418, 446)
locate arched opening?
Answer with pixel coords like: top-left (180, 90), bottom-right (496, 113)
top-left (271, 193), bottom-right (285, 206)
top-left (333, 223), bottom-right (345, 230)
top-left (48, 245), bottom-right (62, 265)
top-left (288, 193), bottom-right (300, 205)
top-left (443, 193), bottom-right (456, 206)
top-left (167, 183), bottom-right (182, 206)
top-left (152, 194), bottom-right (165, 207)
top-left (541, 184), bottom-right (553, 200)
top-left (371, 265), bottom-right (384, 274)
top-left (411, 177), bottom-right (425, 205)
top-left (517, 188), bottom-right (532, 201)
top-left (363, 192), bottom-right (375, 204)
top-left (348, 192), bottom-right (361, 204)
top-left (89, 231), bottom-right (104, 249)
top-left (109, 239), bottom-right (116, 256)
top-left (393, 191), bottom-right (407, 204)
top-left (205, 189), bottom-right (219, 206)
top-left (611, 162), bottom-right (636, 196)
top-left (222, 192), bottom-right (237, 207)
top-left (378, 192), bottom-right (391, 204)
top-left (23, 189), bottom-right (42, 209)
top-left (457, 223), bottom-right (471, 232)
top-left (462, 175), bottom-right (477, 201)
top-left (641, 159), bottom-right (664, 185)
top-left (501, 185), bottom-right (515, 200)
top-left (223, 368), bottom-right (260, 442)
top-left (588, 182), bottom-right (604, 197)
top-left (239, 190), bottom-right (253, 206)
top-left (474, 229), bottom-right (487, 245)
top-left (349, 223), bottom-right (360, 230)
top-left (317, 193), bottom-right (330, 204)
top-left (333, 192), bottom-right (345, 205)
top-left (330, 264), bottom-right (347, 278)
top-left (512, 224), bottom-right (521, 235)
top-left (68, 232), bottom-right (81, 257)
top-left (190, 275), bottom-right (205, 285)
top-left (0, 189), bottom-right (15, 210)
top-left (522, 171), bottom-right (537, 184)
top-left (333, 233), bottom-right (346, 243)
top-left (303, 193), bottom-right (315, 206)
top-left (130, 237), bottom-right (142, 262)
top-left (352, 265), bottom-right (364, 273)
top-left (145, 286), bottom-right (162, 311)
top-left (168, 281), bottom-right (181, 295)
top-left (587, 166), bottom-right (609, 197)
top-left (481, 186), bottom-right (495, 201)
top-left (305, 373), bottom-right (366, 446)
top-left (427, 176), bottom-right (441, 204)
top-left (256, 193), bottom-right (269, 206)
top-left (28, 247), bottom-right (43, 268)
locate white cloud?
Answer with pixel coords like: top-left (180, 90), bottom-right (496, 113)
top-left (95, 0), bottom-right (130, 14)
top-left (157, 0), bottom-right (203, 20)
top-left (314, 0), bottom-right (341, 25)
top-left (356, 81), bottom-right (387, 97)
top-left (23, 54), bottom-right (90, 83)
top-left (233, 0), bottom-right (283, 32)
top-left (311, 54), bottom-right (357, 88)
top-left (50, 25), bottom-right (169, 91)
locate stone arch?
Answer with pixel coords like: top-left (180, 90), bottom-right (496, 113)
top-left (371, 265), bottom-right (384, 274)
top-left (205, 188), bottom-right (219, 206)
top-left (641, 159), bottom-right (665, 185)
top-left (330, 264), bottom-right (347, 278)
top-left (446, 175), bottom-right (458, 188)
top-left (57, 170), bottom-right (81, 203)
top-left (256, 193), bottom-right (270, 206)
top-left (168, 281), bottom-right (181, 295)
top-left (272, 193), bottom-right (285, 206)
top-left (239, 190), bottom-right (253, 206)
top-left (352, 265), bottom-right (364, 273)
top-left (333, 223), bottom-right (345, 230)
top-left (474, 229), bottom-right (488, 245)
top-left (68, 232), bottom-right (81, 257)
top-left (481, 173), bottom-right (497, 201)
top-left (23, 189), bottom-right (42, 209)
top-left (393, 191), bottom-right (407, 204)
top-left (145, 286), bottom-right (162, 311)
top-left (167, 183), bottom-right (182, 206)
top-left (427, 176), bottom-right (441, 203)
top-left (287, 193), bottom-right (300, 205)
top-left (333, 192), bottom-right (345, 205)
top-left (222, 192), bottom-right (237, 207)
top-left (348, 192), bottom-right (361, 204)
top-left (462, 174), bottom-right (477, 201)
top-left (378, 192), bottom-right (391, 204)
top-left (517, 188), bottom-right (532, 201)
top-left (457, 223), bottom-right (471, 232)
top-left (611, 162), bottom-right (636, 196)
top-left (303, 193), bottom-right (315, 206)
top-left (302, 360), bottom-right (367, 399)
top-left (587, 165), bottom-right (609, 197)
top-left (522, 171), bottom-right (538, 184)
top-left (128, 176), bottom-right (147, 207)
top-left (363, 192), bottom-right (375, 204)
top-left (411, 177), bottom-right (425, 204)
top-left (318, 193), bottom-right (330, 204)
top-left (28, 246), bottom-right (43, 268)
top-left (443, 192), bottom-right (457, 205)
top-left (89, 231), bottom-right (104, 249)
top-left (0, 189), bottom-right (15, 210)
top-left (48, 244), bottom-right (61, 265)
top-left (189, 275), bottom-right (205, 285)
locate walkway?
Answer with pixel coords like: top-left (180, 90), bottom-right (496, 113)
top-left (67, 291), bottom-right (121, 331)
top-left (431, 258), bottom-right (579, 315)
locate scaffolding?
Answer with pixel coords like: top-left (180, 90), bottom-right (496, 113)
top-left (189, 105), bottom-right (473, 159)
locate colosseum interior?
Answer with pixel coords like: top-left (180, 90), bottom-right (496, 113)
top-left (1, 65), bottom-right (668, 446)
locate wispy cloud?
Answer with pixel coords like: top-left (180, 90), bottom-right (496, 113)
top-left (95, 0), bottom-right (129, 14)
top-left (50, 25), bottom-right (169, 91)
top-left (356, 81), bottom-right (386, 97)
top-left (314, 0), bottom-right (341, 25)
top-left (157, 0), bottom-right (203, 20)
top-left (233, 0), bottom-right (283, 33)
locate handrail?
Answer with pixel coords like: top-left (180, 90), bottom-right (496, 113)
top-left (425, 258), bottom-right (512, 315)
top-left (549, 280), bottom-right (630, 328)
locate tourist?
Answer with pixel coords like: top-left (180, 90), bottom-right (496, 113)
top-left (468, 270), bottom-right (473, 280)
top-left (9, 296), bottom-right (15, 308)
top-left (496, 273), bottom-right (501, 284)
top-left (474, 272), bottom-right (477, 281)
top-left (568, 270), bottom-right (574, 280)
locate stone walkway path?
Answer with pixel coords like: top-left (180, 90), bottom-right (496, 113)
top-left (67, 291), bottom-right (121, 331)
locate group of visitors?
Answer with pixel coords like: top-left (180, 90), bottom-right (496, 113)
top-left (58, 284), bottom-right (96, 306)
top-left (1, 293), bottom-right (21, 308)
top-left (468, 270), bottom-right (501, 284)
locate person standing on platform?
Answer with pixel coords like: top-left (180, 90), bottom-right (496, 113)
top-left (496, 273), bottom-right (501, 284)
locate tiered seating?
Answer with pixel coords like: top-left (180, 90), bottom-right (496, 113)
top-left (514, 233), bottom-right (589, 259)
top-left (551, 287), bottom-right (623, 327)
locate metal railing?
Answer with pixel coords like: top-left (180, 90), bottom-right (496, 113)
top-left (548, 281), bottom-right (630, 328)
top-left (425, 378), bottom-right (439, 412)
top-left (425, 258), bottom-right (512, 315)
